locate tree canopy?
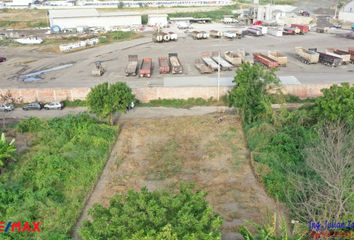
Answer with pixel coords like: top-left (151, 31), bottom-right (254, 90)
top-left (80, 185), bottom-right (223, 240)
top-left (86, 82), bottom-right (135, 124)
top-left (313, 83), bottom-right (354, 124)
top-left (228, 63), bottom-right (279, 124)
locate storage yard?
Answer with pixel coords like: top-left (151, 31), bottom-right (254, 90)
top-left (1, 22), bottom-right (353, 90)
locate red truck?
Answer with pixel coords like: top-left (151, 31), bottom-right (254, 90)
top-left (139, 58), bottom-right (152, 78)
top-left (349, 47), bottom-right (354, 63)
top-left (253, 53), bottom-right (279, 69)
top-left (291, 24), bottom-right (309, 34)
top-left (158, 56), bottom-right (170, 74)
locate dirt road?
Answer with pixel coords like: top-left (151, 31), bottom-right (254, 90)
top-left (73, 109), bottom-right (276, 240)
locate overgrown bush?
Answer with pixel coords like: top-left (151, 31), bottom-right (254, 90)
top-left (80, 184), bottom-right (223, 240)
top-left (0, 114), bottom-right (117, 239)
top-left (16, 117), bottom-right (43, 133)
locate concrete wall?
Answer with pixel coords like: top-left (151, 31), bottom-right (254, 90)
top-left (0, 84), bottom-right (337, 104)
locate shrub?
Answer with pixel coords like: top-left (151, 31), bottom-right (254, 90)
top-left (16, 117), bottom-right (43, 133)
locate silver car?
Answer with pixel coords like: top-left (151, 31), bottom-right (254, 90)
top-left (0, 103), bottom-right (15, 112)
top-left (44, 102), bottom-right (63, 110)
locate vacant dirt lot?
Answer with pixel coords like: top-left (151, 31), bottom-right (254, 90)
top-left (76, 113), bottom-right (276, 239)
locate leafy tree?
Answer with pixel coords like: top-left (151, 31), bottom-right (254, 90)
top-left (229, 63), bottom-right (279, 124)
top-left (313, 83), bottom-right (354, 124)
top-left (87, 82), bottom-right (135, 125)
top-left (80, 184), bottom-right (223, 240)
top-left (0, 132), bottom-right (16, 168)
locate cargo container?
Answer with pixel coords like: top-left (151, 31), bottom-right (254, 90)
top-left (159, 56), bottom-right (170, 74)
top-left (318, 52), bottom-right (342, 67)
top-left (195, 59), bottom-right (213, 74)
top-left (139, 57), bottom-right (152, 78)
top-left (224, 51), bottom-right (243, 66)
top-left (295, 47), bottom-right (319, 64)
top-left (291, 24), bottom-right (309, 34)
top-left (267, 51), bottom-right (288, 66)
top-left (349, 47), bottom-right (354, 63)
top-left (212, 54), bottom-right (233, 71)
top-left (268, 28), bottom-right (283, 37)
top-left (125, 55), bottom-right (139, 76)
top-left (169, 53), bottom-right (183, 74)
top-left (169, 32), bottom-right (178, 41)
top-left (253, 53), bottom-right (279, 69)
top-left (210, 30), bottom-right (222, 38)
top-left (192, 31), bottom-right (203, 40)
top-left (326, 48), bottom-right (351, 64)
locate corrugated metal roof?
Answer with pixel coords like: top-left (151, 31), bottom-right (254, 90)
top-left (49, 9), bottom-right (141, 19)
top-left (49, 9), bottom-right (98, 18)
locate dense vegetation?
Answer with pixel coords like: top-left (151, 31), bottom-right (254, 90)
top-left (0, 114), bottom-right (117, 239)
top-left (229, 64), bottom-right (354, 233)
top-left (80, 184), bottom-right (223, 240)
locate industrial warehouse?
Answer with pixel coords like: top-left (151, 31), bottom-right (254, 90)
top-left (48, 9), bottom-right (142, 30)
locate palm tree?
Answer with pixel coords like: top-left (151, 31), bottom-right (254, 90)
top-left (0, 133), bottom-right (16, 169)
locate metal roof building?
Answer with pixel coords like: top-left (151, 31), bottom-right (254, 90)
top-left (48, 9), bottom-right (142, 30)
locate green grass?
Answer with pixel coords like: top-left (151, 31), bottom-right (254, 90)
top-left (62, 99), bottom-right (87, 107)
top-left (0, 114), bottom-right (118, 239)
top-left (139, 97), bottom-right (229, 108)
top-left (168, 5), bottom-right (239, 20)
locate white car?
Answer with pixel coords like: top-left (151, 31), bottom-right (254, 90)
top-left (0, 103), bottom-right (14, 112)
top-left (44, 102), bottom-right (63, 110)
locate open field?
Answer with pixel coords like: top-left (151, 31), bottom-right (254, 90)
top-left (0, 9), bottom-right (48, 29)
top-left (75, 113), bottom-right (277, 240)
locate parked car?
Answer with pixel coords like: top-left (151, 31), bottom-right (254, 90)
top-left (0, 103), bottom-right (15, 112)
top-left (44, 102), bottom-right (63, 110)
top-left (22, 102), bottom-right (43, 111)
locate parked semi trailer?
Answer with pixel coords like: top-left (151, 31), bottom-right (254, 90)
top-left (268, 28), bottom-right (283, 37)
top-left (295, 47), bottom-right (319, 64)
top-left (195, 59), bottom-right (213, 74)
top-left (125, 55), bottom-right (139, 76)
top-left (349, 48), bottom-right (354, 63)
top-left (139, 57), bottom-right (152, 77)
top-left (192, 31), bottom-right (203, 40)
top-left (317, 51), bottom-right (342, 67)
top-left (224, 51), bottom-right (243, 66)
top-left (326, 48), bottom-right (351, 64)
top-left (169, 53), bottom-right (183, 74)
top-left (210, 30), bottom-right (222, 38)
top-left (267, 51), bottom-right (288, 66)
top-left (253, 53), bottom-right (279, 69)
top-left (159, 56), bottom-right (170, 74)
top-left (291, 24), bottom-right (309, 34)
top-left (212, 54), bottom-right (233, 71)
top-left (201, 54), bottom-right (219, 71)
top-left (152, 32), bottom-right (164, 42)
top-left (247, 27), bottom-right (262, 36)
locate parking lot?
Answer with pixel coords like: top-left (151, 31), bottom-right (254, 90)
top-left (1, 23), bottom-right (353, 89)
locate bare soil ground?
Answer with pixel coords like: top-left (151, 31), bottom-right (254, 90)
top-left (75, 112), bottom-right (276, 240)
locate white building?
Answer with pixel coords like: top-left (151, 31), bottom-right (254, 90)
top-left (256, 4), bottom-right (297, 21)
top-left (339, 0), bottom-right (354, 22)
top-left (48, 9), bottom-right (142, 30)
top-left (147, 14), bottom-right (168, 27)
